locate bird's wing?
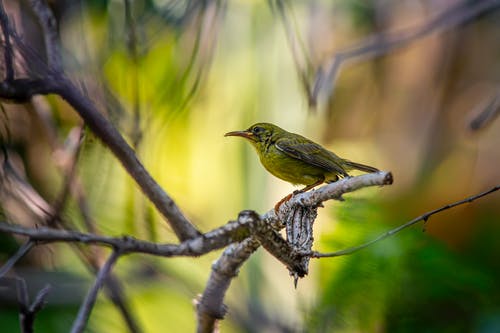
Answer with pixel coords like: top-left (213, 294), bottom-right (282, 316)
top-left (275, 136), bottom-right (348, 177)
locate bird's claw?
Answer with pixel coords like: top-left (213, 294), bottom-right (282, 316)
top-left (274, 193), bottom-right (294, 212)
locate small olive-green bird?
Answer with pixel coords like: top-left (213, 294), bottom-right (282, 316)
top-left (225, 123), bottom-right (378, 192)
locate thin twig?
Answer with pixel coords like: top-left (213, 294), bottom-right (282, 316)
top-left (0, 240), bottom-right (34, 278)
top-left (70, 250), bottom-right (121, 333)
top-left (50, 126), bottom-right (84, 226)
top-left (124, 0), bottom-right (142, 148)
top-left (311, 185), bottom-right (500, 258)
top-left (0, 1), bottom-right (14, 81)
top-left (271, 0), bottom-right (315, 105)
top-left (17, 278), bottom-right (51, 333)
top-left (469, 92), bottom-right (500, 131)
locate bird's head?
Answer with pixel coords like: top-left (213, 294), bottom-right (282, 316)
top-left (225, 123), bottom-right (283, 149)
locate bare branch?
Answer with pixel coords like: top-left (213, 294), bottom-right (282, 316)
top-left (197, 235), bottom-right (261, 333)
top-left (124, 0), bottom-right (142, 147)
top-left (311, 0), bottom-right (500, 105)
top-left (196, 171), bottom-right (393, 332)
top-left (312, 185), bottom-right (500, 258)
top-left (268, 171), bottom-right (393, 221)
top-left (16, 279), bottom-right (51, 333)
top-left (469, 92), bottom-right (500, 131)
top-left (0, 240), bottom-right (34, 278)
top-left (0, 2), bottom-right (14, 81)
top-left (26, 0), bottom-right (63, 72)
top-left (70, 250), bottom-right (121, 333)
top-left (271, 0), bottom-right (315, 106)
top-left (0, 8), bottom-right (201, 241)
top-left (0, 219), bottom-right (245, 258)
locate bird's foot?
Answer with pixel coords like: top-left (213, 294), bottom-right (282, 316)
top-left (274, 193), bottom-right (294, 212)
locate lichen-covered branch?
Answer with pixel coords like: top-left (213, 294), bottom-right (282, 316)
top-left (196, 171), bottom-right (393, 332)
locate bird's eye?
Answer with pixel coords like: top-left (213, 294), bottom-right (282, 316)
top-left (252, 126), bottom-right (264, 134)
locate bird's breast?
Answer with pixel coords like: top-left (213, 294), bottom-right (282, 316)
top-left (259, 145), bottom-right (325, 186)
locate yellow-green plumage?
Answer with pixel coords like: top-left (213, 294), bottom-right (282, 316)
top-left (225, 123), bottom-right (378, 192)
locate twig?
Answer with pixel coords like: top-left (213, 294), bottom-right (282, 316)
top-left (271, 0), bottom-right (315, 105)
top-left (26, 0), bottom-right (63, 72)
top-left (124, 0), bottom-right (142, 148)
top-left (469, 92), bottom-right (500, 131)
top-left (311, 0), bottom-right (500, 105)
top-left (70, 250), bottom-right (121, 333)
top-left (0, 240), bottom-right (34, 278)
top-left (17, 278), bottom-right (52, 333)
top-left (50, 126), bottom-right (84, 226)
top-left (311, 185), bottom-right (500, 258)
top-left (102, 274), bottom-right (142, 333)
top-left (21, 284), bottom-right (52, 333)
top-left (0, 2), bottom-right (14, 81)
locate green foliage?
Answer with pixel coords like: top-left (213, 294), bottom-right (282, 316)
top-left (306, 200), bottom-right (500, 333)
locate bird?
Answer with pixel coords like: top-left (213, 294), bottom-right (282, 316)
top-left (225, 122), bottom-right (379, 195)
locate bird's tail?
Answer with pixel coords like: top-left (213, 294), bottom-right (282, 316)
top-left (343, 160), bottom-right (379, 174)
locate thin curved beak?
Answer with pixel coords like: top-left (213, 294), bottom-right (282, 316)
top-left (224, 130), bottom-right (254, 140)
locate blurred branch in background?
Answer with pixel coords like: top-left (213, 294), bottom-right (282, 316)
top-left (469, 90), bottom-right (500, 131)
top-left (270, 0), bottom-right (500, 108)
top-left (0, 0), bottom-right (201, 241)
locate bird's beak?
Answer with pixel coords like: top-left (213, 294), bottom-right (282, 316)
top-left (224, 130), bottom-right (255, 140)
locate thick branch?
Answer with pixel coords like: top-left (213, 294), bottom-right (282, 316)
top-left (196, 171), bottom-right (393, 332)
top-left (0, 215), bottom-right (252, 257)
top-left (0, 6), bottom-right (200, 241)
top-left (196, 234), bottom-right (261, 333)
top-left (52, 77), bottom-right (201, 241)
top-left (267, 171), bottom-right (393, 222)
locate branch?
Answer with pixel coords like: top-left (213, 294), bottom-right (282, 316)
top-left (312, 185), bottom-right (500, 258)
top-left (0, 2), bottom-right (14, 81)
top-left (0, 215), bottom-right (252, 257)
top-left (196, 235), bottom-right (261, 333)
top-left (0, 4), bottom-right (200, 241)
top-left (70, 250), bottom-right (121, 333)
top-left (268, 171), bottom-right (393, 221)
top-left (26, 0), bottom-right (63, 72)
top-left (469, 91), bottom-right (500, 131)
top-left (16, 279), bottom-right (51, 333)
top-left (271, 0), bottom-right (315, 106)
top-left (196, 171), bottom-right (393, 332)
top-left (0, 240), bottom-right (34, 278)
top-left (311, 0), bottom-right (500, 105)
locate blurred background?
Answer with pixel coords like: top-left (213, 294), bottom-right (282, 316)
top-left (0, 0), bottom-right (499, 332)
